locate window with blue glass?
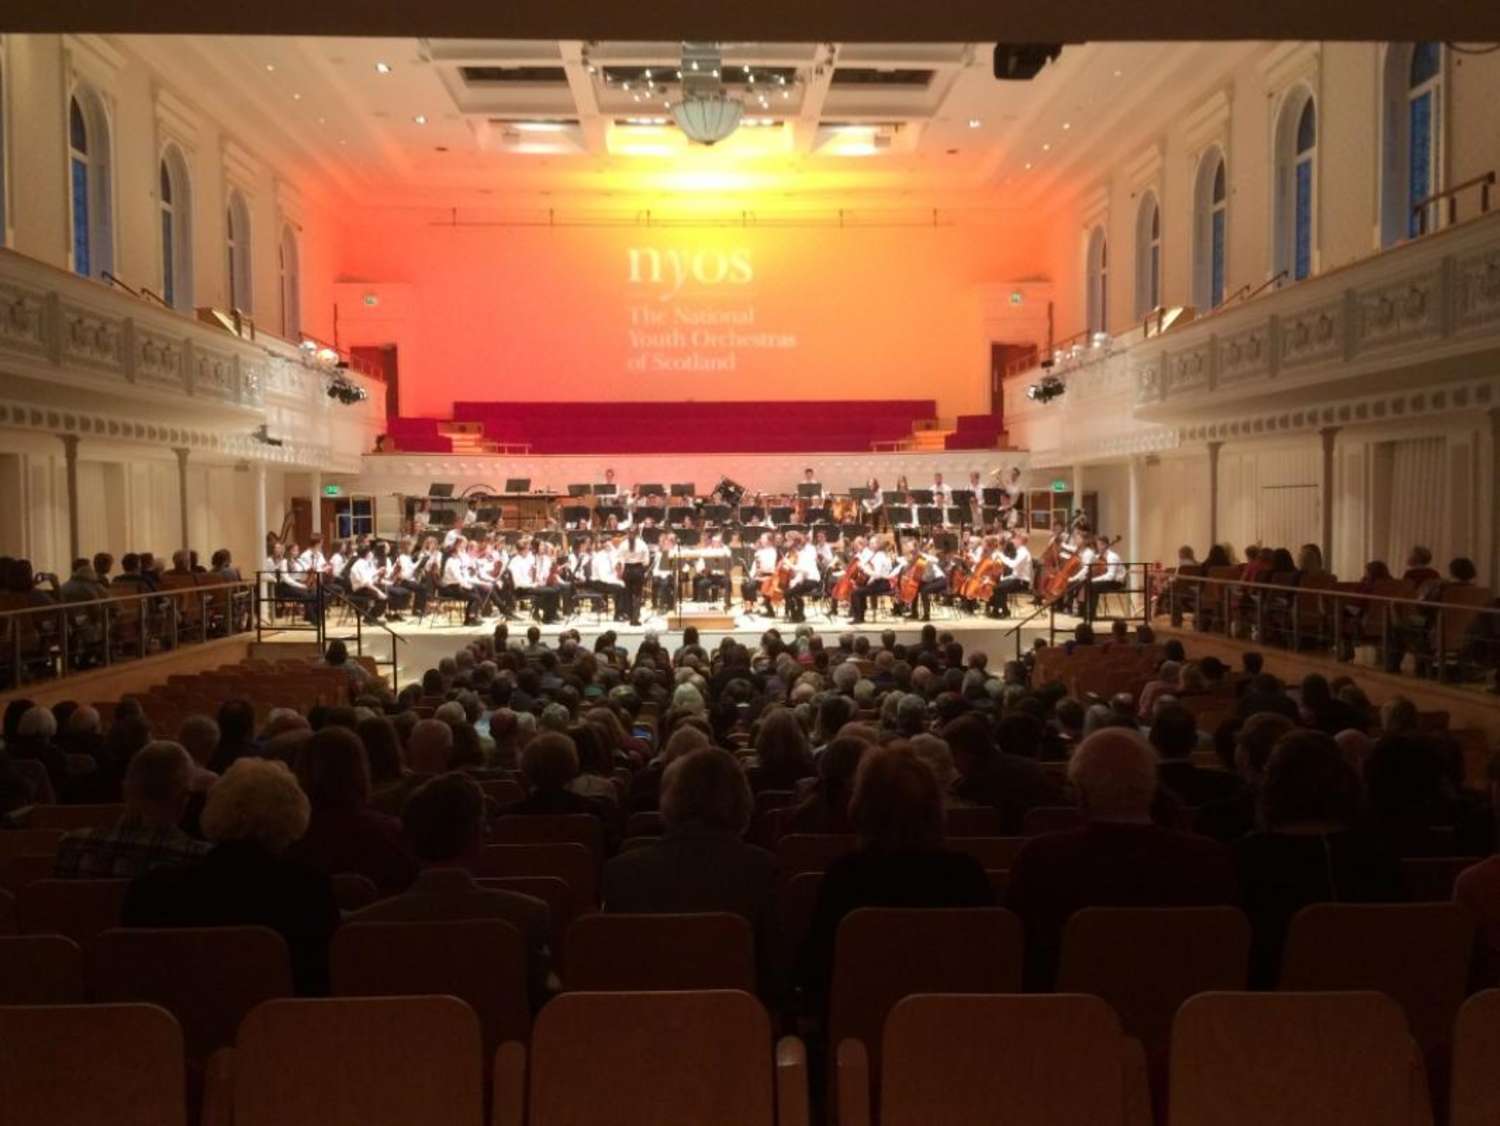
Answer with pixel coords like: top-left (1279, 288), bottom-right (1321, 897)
top-left (69, 97), bottom-right (91, 277)
top-left (0, 57), bottom-right (8, 246)
top-left (160, 161), bottom-right (175, 307)
top-left (1136, 193), bottom-right (1160, 320)
top-left (1408, 42), bottom-right (1441, 236)
top-left (1293, 99), bottom-right (1315, 281)
top-left (1085, 226), bottom-right (1107, 334)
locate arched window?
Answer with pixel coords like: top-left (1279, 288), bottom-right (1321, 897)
top-left (1273, 88), bottom-right (1316, 284)
top-left (1192, 148), bottom-right (1228, 310)
top-left (278, 224), bottom-right (301, 339)
top-left (158, 146), bottom-right (193, 312)
top-left (1380, 42), bottom-right (1444, 245)
top-left (226, 189), bottom-right (252, 314)
top-left (1134, 192), bottom-right (1161, 320)
top-left (1084, 225), bottom-right (1108, 335)
top-left (68, 89), bottom-right (114, 279)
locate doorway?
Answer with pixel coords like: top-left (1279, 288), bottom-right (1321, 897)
top-left (990, 342), bottom-right (1038, 416)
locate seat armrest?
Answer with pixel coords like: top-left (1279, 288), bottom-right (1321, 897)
top-left (492, 1041), bottom-right (527, 1126)
top-left (776, 1035), bottom-right (810, 1126)
top-left (201, 1047), bottom-right (236, 1126)
top-left (835, 1038), bottom-right (871, 1126)
top-left (1408, 1038), bottom-right (1434, 1126)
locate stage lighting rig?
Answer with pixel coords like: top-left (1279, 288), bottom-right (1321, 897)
top-left (326, 374), bottom-right (368, 406)
top-left (993, 44), bottom-right (1064, 81)
top-left (1026, 375), bottom-right (1066, 404)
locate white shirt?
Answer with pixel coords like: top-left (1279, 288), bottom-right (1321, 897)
top-left (1099, 549), bottom-right (1126, 584)
top-left (350, 558), bottom-right (381, 593)
top-left (1007, 545), bottom-right (1034, 584)
top-left (793, 545), bottom-right (820, 585)
top-left (1069, 547), bottom-right (1097, 586)
top-left (596, 546), bottom-right (624, 586)
top-left (442, 528), bottom-right (464, 549)
top-left (921, 555), bottom-right (946, 582)
top-left (462, 509), bottom-right (478, 526)
top-left (296, 549), bottom-right (326, 574)
top-left (396, 553), bottom-right (419, 582)
top-left (507, 554), bottom-right (536, 588)
top-left (931, 483), bottom-right (951, 505)
top-left (868, 550), bottom-right (893, 580)
top-left (441, 555), bottom-right (471, 588)
top-left (754, 546), bottom-right (779, 576)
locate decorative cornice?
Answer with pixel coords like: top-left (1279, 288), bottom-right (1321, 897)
top-left (1258, 41), bottom-right (1320, 94)
top-left (222, 138), bottom-right (266, 192)
top-left (64, 34), bottom-right (126, 86)
top-left (154, 84), bottom-right (202, 152)
top-left (1182, 87), bottom-right (1232, 156)
top-left (1123, 141), bottom-right (1163, 194)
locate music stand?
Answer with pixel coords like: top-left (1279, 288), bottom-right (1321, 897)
top-left (478, 507), bottom-right (501, 524)
top-left (982, 506), bottom-right (1002, 526)
top-left (935, 531), bottom-right (960, 552)
top-left (950, 489), bottom-right (975, 507)
top-left (882, 490), bottom-right (908, 507)
top-left (667, 506), bottom-right (695, 525)
top-left (636, 506), bottom-right (666, 525)
top-left (910, 488), bottom-right (935, 506)
top-left (678, 529), bottom-right (702, 547)
top-left (739, 506), bottom-right (765, 523)
top-left (701, 505), bottom-right (730, 525)
top-left (638, 483), bottom-right (666, 496)
top-left (670, 483), bottom-right (696, 497)
top-left (428, 483), bottom-right (455, 499)
top-left (849, 487), bottom-right (872, 501)
top-left (918, 506), bottom-right (944, 527)
top-left (982, 488), bottom-right (1005, 506)
top-left (561, 505), bottom-right (591, 525)
top-left (840, 524), bottom-right (866, 540)
top-left (805, 507), bottom-right (831, 523)
top-left (814, 522), bottom-right (840, 539)
top-left (504, 478), bottom-right (530, 493)
top-left (567, 484), bottom-right (591, 497)
top-left (641, 526), bottom-right (663, 545)
top-left (890, 506), bottom-right (917, 527)
top-left (596, 505), bottom-right (626, 524)
top-left (797, 483), bottom-right (822, 498)
top-left (945, 506), bottom-right (967, 526)
top-left (592, 483), bottom-right (617, 496)
top-left (770, 507), bottom-right (794, 526)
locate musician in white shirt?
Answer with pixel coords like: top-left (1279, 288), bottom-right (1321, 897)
top-left (296, 535), bottom-right (328, 578)
top-left (751, 533), bottom-right (781, 617)
top-left (265, 540), bottom-right (320, 624)
top-left (650, 532), bottom-right (679, 614)
top-left (849, 535), bottom-right (895, 624)
top-left (438, 541), bottom-right (483, 625)
top-left (931, 472), bottom-right (952, 508)
top-left (693, 533), bottom-right (732, 608)
top-left (897, 541), bottom-right (950, 622)
top-left (348, 545), bottom-right (387, 621)
top-left (1079, 535), bottom-right (1126, 623)
top-left (507, 539), bottom-right (561, 623)
top-left (462, 499), bottom-right (479, 527)
top-left (800, 468), bottom-right (823, 498)
top-left (389, 537), bottom-right (427, 617)
top-left (784, 532), bottom-right (822, 623)
top-left (992, 532), bottom-right (1034, 618)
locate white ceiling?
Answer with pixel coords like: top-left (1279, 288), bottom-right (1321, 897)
top-left (123, 35), bottom-right (1264, 215)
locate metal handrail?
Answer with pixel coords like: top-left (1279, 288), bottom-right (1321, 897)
top-left (1412, 170), bottom-right (1495, 236)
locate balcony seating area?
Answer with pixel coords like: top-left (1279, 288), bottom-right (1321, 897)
top-left (381, 399), bottom-right (938, 455)
top-left (943, 413), bottom-right (1007, 450)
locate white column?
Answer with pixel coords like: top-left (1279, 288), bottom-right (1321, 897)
top-left (173, 447), bottom-right (191, 552)
top-left (60, 435), bottom-right (80, 563)
top-left (310, 471), bottom-right (323, 534)
top-left (1319, 427), bottom-right (1339, 566)
top-left (254, 463), bottom-right (269, 560)
top-left (1127, 456), bottom-right (1142, 564)
top-left (1207, 441), bottom-right (1223, 545)
top-left (1072, 463), bottom-right (1085, 525)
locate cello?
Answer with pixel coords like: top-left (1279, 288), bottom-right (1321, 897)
top-left (898, 552), bottom-right (927, 606)
top-left (760, 551), bottom-right (794, 604)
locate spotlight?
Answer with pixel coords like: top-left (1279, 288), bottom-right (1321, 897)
top-left (1025, 375), bottom-right (1066, 404)
top-left (326, 375), bottom-right (368, 405)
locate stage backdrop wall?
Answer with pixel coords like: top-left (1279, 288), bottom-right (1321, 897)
top-left (330, 217), bottom-right (1047, 420)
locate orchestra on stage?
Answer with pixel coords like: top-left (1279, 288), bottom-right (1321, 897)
top-left (262, 467), bottom-right (1128, 628)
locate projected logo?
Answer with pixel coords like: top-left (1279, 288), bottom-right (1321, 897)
top-left (627, 247), bottom-right (753, 302)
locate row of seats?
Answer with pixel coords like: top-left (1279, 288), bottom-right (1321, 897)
top-left (0, 902), bottom-right (1481, 1104)
top-left (5, 987), bottom-right (1499, 1125)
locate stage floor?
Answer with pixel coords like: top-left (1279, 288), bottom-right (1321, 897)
top-left (260, 600), bottom-right (1089, 686)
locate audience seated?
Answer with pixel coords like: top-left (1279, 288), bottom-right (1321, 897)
top-left (1007, 728), bottom-right (1237, 987)
top-left (353, 771), bottom-right (550, 1001)
top-left (785, 734), bottom-right (872, 834)
top-left (945, 713), bottom-right (1061, 833)
top-left (288, 726), bottom-right (418, 895)
top-left (1193, 713), bottom-right (1295, 843)
top-left (52, 741), bottom-right (209, 878)
top-left (1232, 731), bottom-right (1404, 985)
top-left (797, 745), bottom-right (992, 1012)
top-left (1150, 703), bottom-right (1244, 808)
top-left (122, 757), bottom-right (341, 995)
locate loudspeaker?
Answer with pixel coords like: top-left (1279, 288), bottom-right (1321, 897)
top-left (993, 44), bottom-right (1063, 81)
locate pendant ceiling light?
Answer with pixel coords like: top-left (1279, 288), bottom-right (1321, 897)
top-left (670, 42), bottom-right (743, 145)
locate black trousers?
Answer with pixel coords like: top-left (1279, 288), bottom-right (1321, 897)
top-left (786, 578), bottom-right (820, 622)
top-left (991, 577), bottom-right (1029, 614)
top-left (850, 578), bottom-right (891, 622)
top-left (439, 583), bottom-right (483, 622)
top-left (1085, 579), bottom-right (1125, 621)
top-left (386, 581), bottom-right (421, 613)
top-left (276, 583), bottom-right (321, 624)
top-left (621, 564), bottom-right (647, 623)
top-left (695, 573), bottom-right (731, 608)
top-left (652, 574), bottom-right (677, 612)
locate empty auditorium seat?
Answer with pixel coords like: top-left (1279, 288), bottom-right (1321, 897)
top-left (943, 807), bottom-right (1004, 837)
top-left (1168, 992), bottom-right (1431, 1125)
top-left (564, 913), bottom-right (755, 992)
top-left (1056, 907), bottom-right (1251, 1095)
top-left (498, 989), bottom-right (806, 1126)
top-left (838, 993), bottom-right (1151, 1126)
top-left (330, 920), bottom-right (530, 1053)
top-left (1400, 856), bottom-right (1481, 901)
top-left (830, 908), bottom-right (1023, 1095)
top-left (945, 836), bottom-right (1029, 870)
top-left (0, 886), bottom-right (14, 934)
top-left (0, 933), bottom-right (86, 1004)
top-left (492, 814), bottom-right (605, 868)
top-left (203, 996), bottom-right (483, 1126)
top-left (479, 778), bottom-right (526, 806)
top-left (625, 810), bottom-right (665, 838)
top-left (92, 927), bottom-right (293, 1066)
top-left (1277, 903), bottom-right (1474, 1077)
top-left (1451, 990), bottom-right (1500, 1126)
top-left (1022, 806), bottom-right (1085, 835)
top-left (0, 1002), bottom-right (187, 1126)
top-left (17, 878), bottom-right (129, 947)
top-left (330, 872), bottom-right (380, 911)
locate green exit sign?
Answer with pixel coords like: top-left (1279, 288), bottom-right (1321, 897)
top-left (1009, 291), bottom-right (1024, 305)
top-left (1051, 479), bottom-right (1068, 492)
top-left (362, 293), bottom-right (380, 307)
top-left (323, 484), bottom-right (342, 497)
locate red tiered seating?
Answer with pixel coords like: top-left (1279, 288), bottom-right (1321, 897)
top-left (433, 399), bottom-right (937, 454)
top-left (384, 417), bottom-right (452, 453)
top-left (944, 413), bottom-right (1006, 450)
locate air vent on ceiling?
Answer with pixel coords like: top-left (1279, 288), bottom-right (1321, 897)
top-left (601, 65), bottom-right (798, 87)
top-left (829, 68), bottom-right (934, 87)
top-left (461, 66), bottom-right (568, 84)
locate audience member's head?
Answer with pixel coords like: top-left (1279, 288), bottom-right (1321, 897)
top-left (521, 732), bottom-right (579, 792)
top-left (1148, 703), bottom-right (1199, 761)
top-left (1259, 730), bottom-right (1360, 830)
top-left (907, 733), bottom-right (957, 792)
top-left (1069, 728), bottom-right (1157, 822)
top-left (217, 698), bottom-right (256, 747)
top-left (661, 748), bottom-right (753, 835)
top-left (1233, 712), bottom-right (1295, 784)
top-left (175, 715), bottom-right (220, 769)
top-left (407, 718), bottom-right (454, 775)
top-left (357, 716), bottom-right (405, 785)
top-left (122, 740), bottom-right (195, 825)
top-left (293, 726), bottom-right (371, 810)
top-left (402, 772), bottom-right (485, 864)
top-left (201, 758), bottom-right (311, 853)
top-left (850, 746), bottom-right (944, 852)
